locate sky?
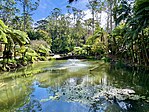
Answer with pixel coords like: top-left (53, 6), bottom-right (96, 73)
top-left (32, 0), bottom-right (89, 21)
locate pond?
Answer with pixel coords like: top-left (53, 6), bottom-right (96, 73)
top-left (0, 59), bottom-right (149, 112)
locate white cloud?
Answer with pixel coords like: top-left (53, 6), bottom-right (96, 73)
top-left (100, 11), bottom-right (107, 29)
top-left (83, 9), bottom-right (92, 20)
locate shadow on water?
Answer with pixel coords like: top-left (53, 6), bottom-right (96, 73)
top-left (0, 59), bottom-right (149, 112)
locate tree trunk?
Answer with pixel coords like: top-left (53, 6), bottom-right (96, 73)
top-left (23, 0), bottom-right (26, 31)
top-left (109, 1), bottom-right (113, 32)
top-left (107, 14), bottom-right (110, 32)
top-left (92, 9), bottom-right (94, 34)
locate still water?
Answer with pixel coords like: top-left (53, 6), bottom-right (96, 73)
top-left (0, 59), bottom-right (149, 112)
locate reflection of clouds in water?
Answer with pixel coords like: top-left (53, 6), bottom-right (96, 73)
top-left (55, 81), bottom-right (137, 111)
top-left (58, 82), bottom-right (110, 111)
top-left (32, 61), bottom-right (149, 112)
top-left (31, 77), bottom-right (143, 112)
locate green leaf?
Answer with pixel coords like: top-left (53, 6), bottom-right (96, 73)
top-left (20, 46), bottom-right (27, 53)
top-left (0, 20), bottom-right (8, 29)
top-left (0, 30), bottom-right (7, 43)
top-left (12, 30), bottom-right (30, 45)
top-left (145, 6), bottom-right (149, 10)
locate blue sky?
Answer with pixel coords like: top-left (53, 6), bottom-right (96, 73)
top-left (32, 0), bottom-right (89, 21)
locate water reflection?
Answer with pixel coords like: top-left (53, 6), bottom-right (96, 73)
top-left (0, 77), bottom-right (33, 111)
top-left (0, 60), bottom-right (149, 112)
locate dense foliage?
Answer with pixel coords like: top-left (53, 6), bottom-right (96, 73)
top-left (0, 20), bottom-right (51, 71)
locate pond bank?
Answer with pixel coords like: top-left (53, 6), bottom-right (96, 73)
top-left (0, 61), bottom-right (53, 80)
top-left (1, 54), bottom-right (148, 74)
top-left (108, 54), bottom-right (149, 73)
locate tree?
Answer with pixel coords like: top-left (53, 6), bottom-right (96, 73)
top-left (28, 30), bottom-right (52, 46)
top-left (87, 0), bottom-right (101, 34)
top-left (86, 24), bottom-right (108, 58)
top-left (35, 19), bottom-right (49, 31)
top-left (17, 0), bottom-right (39, 31)
top-left (11, 16), bottom-right (24, 30)
top-left (0, 0), bottom-right (19, 26)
